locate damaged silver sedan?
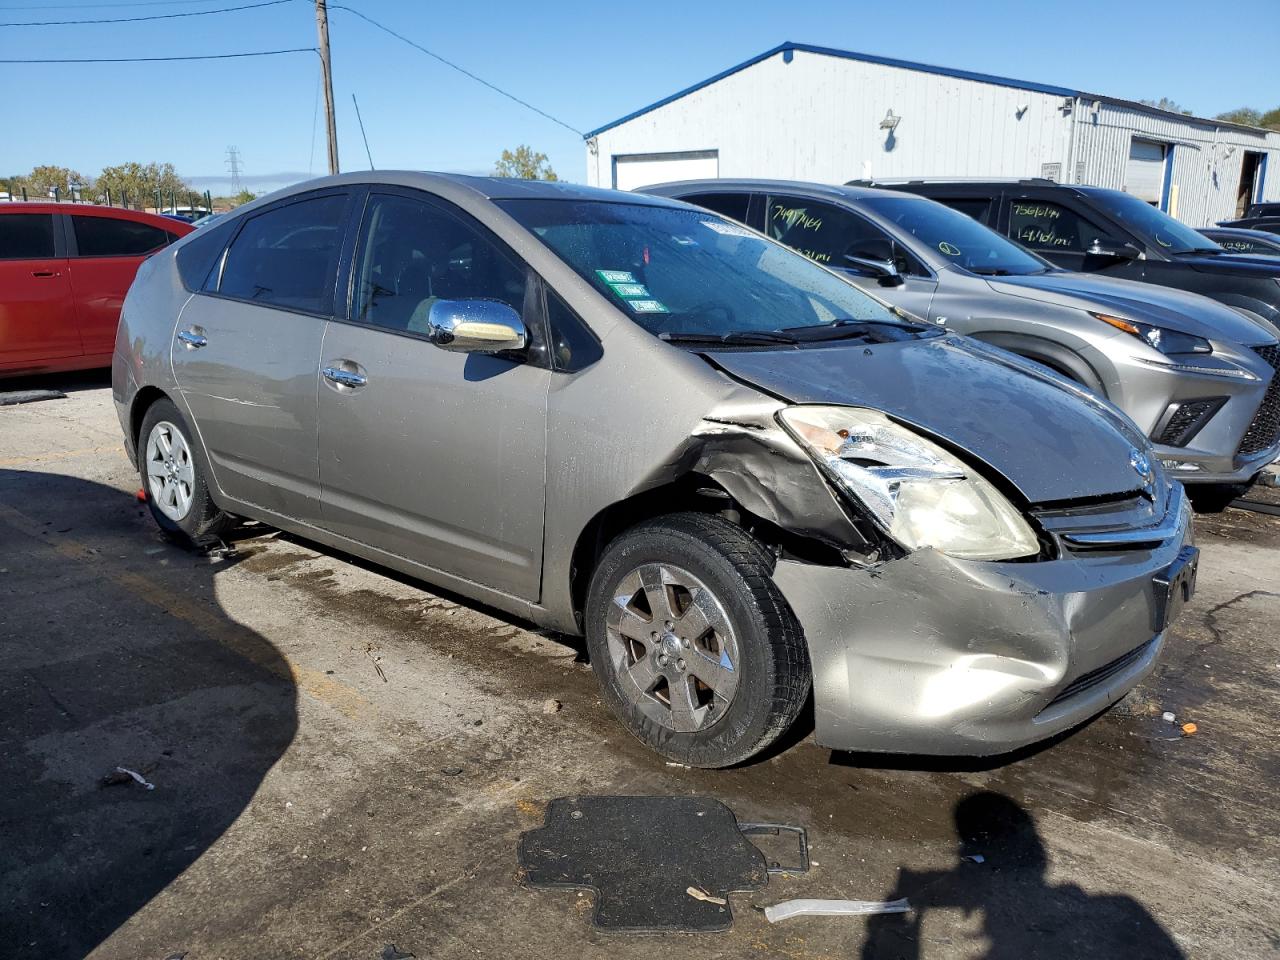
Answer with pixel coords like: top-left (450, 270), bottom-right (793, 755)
top-left (112, 173), bottom-right (1196, 767)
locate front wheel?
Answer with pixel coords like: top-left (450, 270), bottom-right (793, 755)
top-left (138, 397), bottom-right (232, 543)
top-left (585, 513), bottom-right (810, 768)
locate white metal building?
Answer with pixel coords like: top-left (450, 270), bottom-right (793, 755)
top-left (585, 43), bottom-right (1280, 227)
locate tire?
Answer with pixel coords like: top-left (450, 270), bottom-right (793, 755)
top-left (137, 397), bottom-right (232, 543)
top-left (1187, 481), bottom-right (1251, 514)
top-left (585, 512), bottom-right (811, 768)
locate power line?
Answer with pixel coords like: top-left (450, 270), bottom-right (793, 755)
top-left (327, 4), bottom-right (584, 138)
top-left (0, 46), bottom-right (316, 63)
top-left (0, 1), bottom-right (229, 10)
top-left (1, 0), bottom-right (290, 26)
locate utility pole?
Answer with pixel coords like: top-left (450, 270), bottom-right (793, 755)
top-left (315, 0), bottom-right (339, 175)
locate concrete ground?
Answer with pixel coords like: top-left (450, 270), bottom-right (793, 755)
top-left (1, 374), bottom-right (1278, 960)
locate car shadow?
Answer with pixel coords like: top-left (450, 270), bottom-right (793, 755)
top-left (860, 790), bottom-right (1186, 959)
top-left (0, 368), bottom-right (112, 396)
top-left (0, 469), bottom-right (298, 959)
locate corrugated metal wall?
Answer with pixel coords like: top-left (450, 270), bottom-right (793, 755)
top-left (1071, 101), bottom-right (1280, 225)
top-left (589, 49), bottom-right (1074, 189)
top-left (588, 48), bottom-right (1280, 227)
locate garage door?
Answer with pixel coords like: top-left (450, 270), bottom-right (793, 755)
top-left (612, 150), bottom-right (718, 191)
top-left (1126, 139), bottom-right (1167, 205)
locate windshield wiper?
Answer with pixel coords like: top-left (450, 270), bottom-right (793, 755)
top-left (659, 330), bottom-right (800, 346)
top-left (1173, 247), bottom-right (1225, 256)
top-left (779, 318), bottom-right (927, 342)
top-left (968, 267), bottom-right (1017, 276)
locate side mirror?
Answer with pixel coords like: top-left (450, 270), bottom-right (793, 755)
top-left (426, 299), bottom-right (527, 354)
top-left (1086, 237), bottom-right (1141, 261)
top-left (841, 255), bottom-right (905, 286)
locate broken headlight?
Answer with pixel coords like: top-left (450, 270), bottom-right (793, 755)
top-left (779, 406), bottom-right (1039, 561)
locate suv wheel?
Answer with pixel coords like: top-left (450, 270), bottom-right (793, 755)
top-left (585, 512), bottom-right (810, 767)
top-left (138, 398), bottom-right (231, 542)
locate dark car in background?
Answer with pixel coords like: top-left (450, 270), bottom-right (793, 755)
top-left (865, 178), bottom-right (1280, 332)
top-left (1199, 227), bottom-right (1280, 258)
top-left (1, 203), bottom-right (191, 377)
top-left (1216, 216), bottom-right (1280, 236)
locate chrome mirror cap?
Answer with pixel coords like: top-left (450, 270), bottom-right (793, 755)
top-left (426, 299), bottom-right (527, 354)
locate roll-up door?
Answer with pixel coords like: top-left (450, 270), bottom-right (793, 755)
top-left (612, 151), bottom-right (719, 191)
top-left (1126, 139), bottom-right (1167, 205)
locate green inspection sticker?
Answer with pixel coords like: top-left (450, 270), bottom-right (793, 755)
top-left (611, 282), bottom-right (649, 298)
top-left (629, 299), bottom-right (669, 314)
top-left (596, 269), bottom-right (636, 284)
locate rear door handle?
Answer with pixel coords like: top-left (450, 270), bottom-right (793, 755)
top-left (177, 329), bottom-right (208, 349)
top-left (31, 270), bottom-right (59, 278)
top-left (322, 365), bottom-right (368, 388)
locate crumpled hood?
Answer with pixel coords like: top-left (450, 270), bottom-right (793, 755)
top-left (707, 334), bottom-right (1150, 504)
top-left (987, 271), bottom-right (1276, 345)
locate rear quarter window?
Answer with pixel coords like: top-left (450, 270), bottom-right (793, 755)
top-left (176, 217), bottom-right (238, 292)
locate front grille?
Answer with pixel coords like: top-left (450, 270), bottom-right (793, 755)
top-left (1042, 637), bottom-right (1156, 711)
top-left (1238, 344), bottom-right (1280, 456)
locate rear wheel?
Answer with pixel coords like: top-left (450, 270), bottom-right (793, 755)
top-left (585, 513), bottom-right (810, 768)
top-left (138, 397), bottom-right (231, 542)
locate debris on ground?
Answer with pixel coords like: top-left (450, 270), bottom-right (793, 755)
top-left (541, 698), bottom-right (562, 714)
top-left (962, 854), bottom-right (986, 864)
top-left (763, 898), bottom-right (911, 923)
top-left (0, 389), bottom-right (66, 406)
top-left (365, 643), bottom-right (388, 683)
top-left (1162, 711), bottom-right (1177, 723)
top-left (102, 766), bottom-right (156, 791)
top-left (1182, 722), bottom-right (1198, 736)
top-left (380, 945), bottom-right (415, 960)
top-left (739, 823), bottom-right (810, 874)
top-left (442, 766), bottom-right (464, 776)
top-left (686, 886), bottom-right (727, 905)
top-left (518, 796), bottom-right (769, 932)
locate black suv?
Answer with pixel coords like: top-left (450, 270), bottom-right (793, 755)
top-left (865, 178), bottom-right (1280, 330)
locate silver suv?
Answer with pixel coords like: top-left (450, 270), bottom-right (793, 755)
top-left (114, 173), bottom-right (1194, 767)
top-left (646, 180), bottom-right (1280, 510)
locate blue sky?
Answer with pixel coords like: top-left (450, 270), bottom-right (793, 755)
top-left (2, 0), bottom-right (1277, 193)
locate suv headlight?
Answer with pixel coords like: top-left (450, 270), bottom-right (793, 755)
top-left (1091, 313), bottom-right (1210, 355)
top-left (779, 406), bottom-right (1040, 561)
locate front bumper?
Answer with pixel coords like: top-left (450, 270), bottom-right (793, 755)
top-left (772, 494), bottom-right (1193, 756)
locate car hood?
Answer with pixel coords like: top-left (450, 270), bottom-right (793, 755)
top-left (986, 272), bottom-right (1276, 345)
top-left (707, 334), bottom-right (1150, 504)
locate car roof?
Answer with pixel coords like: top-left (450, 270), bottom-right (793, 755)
top-left (254, 171), bottom-right (682, 208)
top-left (643, 178), bottom-right (920, 203)
top-left (0, 202), bottom-right (191, 227)
top-left (1202, 226), bottom-right (1280, 239)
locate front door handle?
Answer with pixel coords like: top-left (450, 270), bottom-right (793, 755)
top-left (322, 365), bottom-right (368, 388)
top-left (31, 270), bottom-right (59, 278)
top-left (177, 329), bottom-right (208, 349)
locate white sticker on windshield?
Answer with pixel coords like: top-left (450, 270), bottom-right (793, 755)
top-left (629, 299), bottom-right (669, 314)
top-left (596, 269), bottom-right (636, 284)
top-left (702, 220), bottom-right (754, 238)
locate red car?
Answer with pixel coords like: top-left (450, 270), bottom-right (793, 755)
top-left (1, 204), bottom-right (192, 377)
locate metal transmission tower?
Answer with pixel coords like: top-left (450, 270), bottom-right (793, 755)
top-left (225, 146), bottom-right (243, 192)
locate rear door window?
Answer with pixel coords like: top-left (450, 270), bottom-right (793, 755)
top-left (71, 216), bottom-right (171, 257)
top-left (0, 213), bottom-right (56, 259)
top-left (1007, 198), bottom-right (1106, 254)
top-left (218, 193), bottom-right (349, 314)
top-left (679, 192), bottom-right (751, 224)
top-left (938, 197), bottom-right (994, 225)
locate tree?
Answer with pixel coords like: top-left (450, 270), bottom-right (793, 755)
top-left (94, 161), bottom-right (191, 206)
top-left (231, 188), bottom-right (256, 206)
top-left (493, 145), bottom-right (557, 181)
top-left (1260, 108), bottom-right (1280, 131)
top-left (1216, 107), bottom-right (1263, 126)
top-left (17, 165), bottom-right (87, 198)
top-left (1139, 97), bottom-right (1192, 115)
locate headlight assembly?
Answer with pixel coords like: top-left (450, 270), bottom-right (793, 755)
top-left (779, 406), bottom-right (1040, 561)
top-left (1091, 313), bottom-right (1211, 355)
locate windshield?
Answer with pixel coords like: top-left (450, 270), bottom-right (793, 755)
top-left (1086, 189), bottom-right (1219, 254)
top-left (498, 199), bottom-right (930, 342)
top-left (861, 196), bottom-right (1050, 276)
